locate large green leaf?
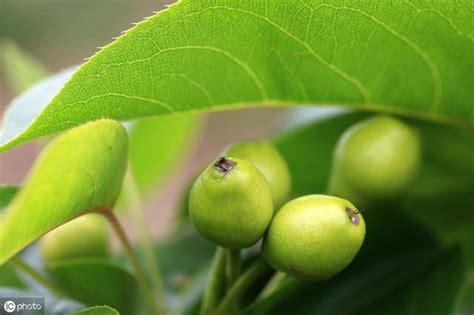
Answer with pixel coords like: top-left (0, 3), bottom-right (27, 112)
top-left (47, 258), bottom-right (137, 315)
top-left (0, 119), bottom-right (128, 264)
top-left (1, 0), bottom-right (473, 152)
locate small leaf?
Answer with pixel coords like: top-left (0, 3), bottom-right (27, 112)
top-left (0, 40), bottom-right (48, 94)
top-left (0, 119), bottom-right (128, 264)
top-left (72, 305), bottom-right (120, 315)
top-left (1, 0), bottom-right (473, 152)
top-left (47, 258), bottom-right (137, 315)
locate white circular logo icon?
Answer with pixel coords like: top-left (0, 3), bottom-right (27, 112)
top-left (3, 300), bottom-right (16, 313)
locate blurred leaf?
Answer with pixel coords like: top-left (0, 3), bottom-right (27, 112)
top-left (400, 120), bottom-right (474, 255)
top-left (0, 186), bottom-right (25, 288)
top-left (0, 263), bottom-right (25, 289)
top-left (0, 120), bottom-right (128, 264)
top-left (0, 40), bottom-right (48, 94)
top-left (72, 306), bottom-right (120, 315)
top-left (47, 258), bottom-right (137, 315)
top-left (0, 186), bottom-right (18, 214)
top-left (153, 230), bottom-right (215, 293)
top-left (246, 211), bottom-right (468, 315)
top-left (129, 114), bottom-right (203, 194)
top-left (1, 0), bottom-right (473, 152)
top-left (362, 248), bottom-right (467, 315)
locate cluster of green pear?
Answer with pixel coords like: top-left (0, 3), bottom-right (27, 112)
top-left (189, 115), bottom-right (421, 280)
top-left (39, 115), bottom-right (421, 282)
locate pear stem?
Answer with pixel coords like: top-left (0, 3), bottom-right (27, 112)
top-left (256, 271), bottom-right (289, 301)
top-left (101, 209), bottom-right (159, 315)
top-left (216, 258), bottom-right (270, 314)
top-left (200, 247), bottom-right (227, 315)
top-left (227, 249), bottom-right (241, 288)
top-left (123, 170), bottom-right (168, 314)
top-left (9, 256), bottom-right (70, 299)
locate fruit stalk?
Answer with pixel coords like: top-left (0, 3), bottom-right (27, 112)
top-left (227, 249), bottom-right (241, 287)
top-left (216, 258), bottom-right (270, 314)
top-left (200, 248), bottom-right (227, 315)
top-left (100, 209), bottom-right (160, 315)
top-left (257, 271), bottom-right (289, 301)
top-left (9, 256), bottom-right (70, 298)
top-left (123, 170), bottom-right (168, 314)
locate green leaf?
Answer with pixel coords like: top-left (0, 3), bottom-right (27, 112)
top-left (0, 186), bottom-right (25, 288)
top-left (153, 230), bottom-right (215, 293)
top-left (129, 114), bottom-right (203, 193)
top-left (0, 263), bottom-right (26, 289)
top-left (0, 119), bottom-right (128, 264)
top-left (1, 0), bottom-right (473, 152)
top-left (72, 305), bottom-right (120, 315)
top-left (362, 248), bottom-right (468, 315)
top-left (0, 40), bottom-right (48, 94)
top-left (47, 258), bottom-right (136, 315)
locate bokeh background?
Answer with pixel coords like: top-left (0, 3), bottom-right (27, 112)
top-left (0, 0), bottom-right (293, 240)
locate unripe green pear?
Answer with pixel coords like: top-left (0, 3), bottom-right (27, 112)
top-left (189, 157), bottom-right (273, 249)
top-left (224, 140), bottom-right (291, 208)
top-left (328, 115), bottom-right (421, 207)
top-left (262, 195), bottom-right (365, 280)
top-left (40, 214), bottom-right (109, 264)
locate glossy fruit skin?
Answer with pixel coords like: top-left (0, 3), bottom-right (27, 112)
top-left (328, 115), bottom-right (421, 207)
top-left (224, 140), bottom-right (291, 208)
top-left (40, 214), bottom-right (109, 264)
top-left (189, 157), bottom-right (273, 249)
top-left (262, 195), bottom-right (365, 281)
